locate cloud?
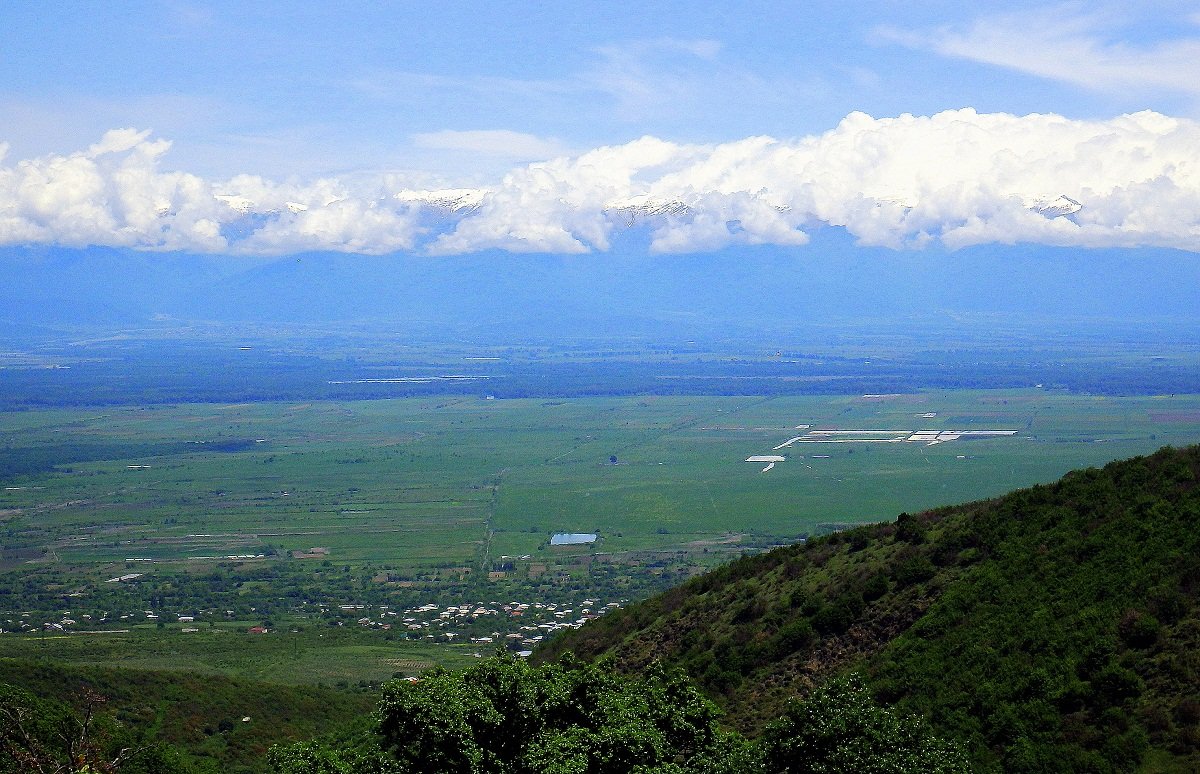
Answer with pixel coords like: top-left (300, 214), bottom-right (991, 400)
top-left (577, 38), bottom-right (809, 125)
top-left (0, 131), bottom-right (423, 255)
top-left (0, 128), bottom-right (227, 252)
top-left (429, 109), bottom-right (1200, 254)
top-left (349, 36), bottom-right (814, 137)
top-left (411, 130), bottom-right (570, 161)
top-left (877, 4), bottom-right (1200, 99)
top-left (2, 109), bottom-right (1199, 256)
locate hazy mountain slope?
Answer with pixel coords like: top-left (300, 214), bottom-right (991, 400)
top-left (538, 446), bottom-right (1200, 773)
top-left (4, 233), bottom-right (1200, 338)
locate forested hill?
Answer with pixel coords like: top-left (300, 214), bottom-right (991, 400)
top-left (537, 445), bottom-right (1200, 772)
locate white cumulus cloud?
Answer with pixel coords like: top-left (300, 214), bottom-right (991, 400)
top-left (0, 128), bottom-right (226, 252)
top-left (1, 109), bottom-right (1199, 256)
top-left (429, 109), bottom-right (1200, 254)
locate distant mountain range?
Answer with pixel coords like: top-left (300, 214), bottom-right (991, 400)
top-left (3, 229), bottom-right (1199, 341)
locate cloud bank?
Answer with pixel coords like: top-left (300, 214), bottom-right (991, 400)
top-left (2, 109), bottom-right (1198, 256)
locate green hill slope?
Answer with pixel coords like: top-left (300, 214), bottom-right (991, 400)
top-left (538, 446), bottom-right (1200, 772)
top-left (0, 660), bottom-right (374, 773)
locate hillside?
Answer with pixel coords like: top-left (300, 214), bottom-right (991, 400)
top-left (537, 445), bottom-right (1200, 772)
top-left (0, 660), bottom-right (374, 773)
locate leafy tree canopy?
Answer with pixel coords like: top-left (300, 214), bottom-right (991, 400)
top-left (270, 654), bottom-right (964, 774)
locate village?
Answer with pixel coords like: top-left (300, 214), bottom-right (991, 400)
top-left (6, 596), bottom-right (627, 656)
top-left (366, 598), bottom-right (624, 654)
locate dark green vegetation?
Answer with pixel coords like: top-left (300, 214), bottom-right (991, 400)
top-left (0, 659), bottom-right (373, 773)
top-left (543, 445), bottom-right (1200, 772)
top-left (267, 652), bottom-right (968, 773)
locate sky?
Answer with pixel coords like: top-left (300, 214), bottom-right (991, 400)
top-left (1, 0), bottom-right (1199, 256)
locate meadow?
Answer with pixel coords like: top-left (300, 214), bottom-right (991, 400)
top-left (0, 626), bottom-right (476, 686)
top-left (3, 389), bottom-right (1199, 575)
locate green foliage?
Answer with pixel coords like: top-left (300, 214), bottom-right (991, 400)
top-left (870, 447), bottom-right (1200, 771)
top-left (772, 618), bottom-right (814, 656)
top-left (373, 653), bottom-right (724, 773)
top-left (0, 660), bottom-right (374, 774)
top-left (811, 590), bottom-right (864, 635)
top-left (760, 675), bottom-right (970, 773)
top-left (894, 512), bottom-right (926, 544)
top-left (892, 555), bottom-right (935, 588)
top-left (0, 683), bottom-right (187, 773)
top-left (266, 739), bottom-right (401, 774)
top-left (272, 656), bottom-right (974, 774)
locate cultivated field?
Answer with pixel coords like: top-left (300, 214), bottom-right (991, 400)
top-left (3, 389), bottom-right (1199, 574)
top-left (4, 388), bottom-right (1200, 682)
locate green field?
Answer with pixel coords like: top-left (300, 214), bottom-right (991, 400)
top-left (3, 390), bottom-right (1200, 570)
top-left (0, 626), bottom-right (477, 685)
top-left (3, 388), bottom-right (1200, 682)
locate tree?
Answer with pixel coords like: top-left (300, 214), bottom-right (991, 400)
top-left (372, 653), bottom-right (728, 774)
top-left (759, 675), bottom-right (970, 774)
top-left (0, 685), bottom-right (176, 774)
top-left (265, 740), bottom-right (400, 774)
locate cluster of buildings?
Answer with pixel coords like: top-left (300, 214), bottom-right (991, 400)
top-left (324, 598), bottom-right (624, 651)
top-left (4, 597), bottom-right (625, 647)
top-left (3, 607), bottom-right (245, 634)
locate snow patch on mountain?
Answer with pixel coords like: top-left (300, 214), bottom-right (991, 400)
top-left (394, 188), bottom-right (488, 214)
top-left (1028, 195), bottom-right (1083, 218)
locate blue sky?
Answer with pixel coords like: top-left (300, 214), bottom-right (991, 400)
top-left (4, 0), bottom-right (1197, 178)
top-left (1, 1), bottom-right (1198, 255)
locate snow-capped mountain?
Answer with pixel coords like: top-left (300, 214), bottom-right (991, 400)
top-left (604, 195), bottom-right (692, 226)
top-left (394, 188), bottom-right (488, 215)
top-left (1028, 195), bottom-right (1083, 218)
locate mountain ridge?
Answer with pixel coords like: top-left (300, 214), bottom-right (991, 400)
top-left (4, 234), bottom-right (1200, 339)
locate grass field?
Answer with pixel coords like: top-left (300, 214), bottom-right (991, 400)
top-left (0, 626), bottom-right (476, 685)
top-left (3, 390), bottom-right (1200, 572)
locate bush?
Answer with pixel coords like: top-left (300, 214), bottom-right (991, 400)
top-left (1117, 609), bottom-right (1161, 648)
top-left (773, 619), bottom-right (814, 656)
top-left (812, 592), bottom-right (864, 635)
top-left (760, 675), bottom-right (970, 773)
top-left (895, 512), bottom-right (926, 544)
top-left (862, 573), bottom-right (889, 602)
top-left (894, 556), bottom-right (936, 588)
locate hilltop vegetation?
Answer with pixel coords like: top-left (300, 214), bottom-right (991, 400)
top-left (541, 445), bottom-right (1200, 772)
